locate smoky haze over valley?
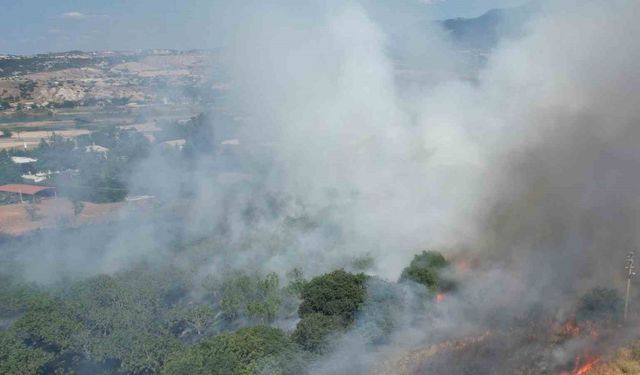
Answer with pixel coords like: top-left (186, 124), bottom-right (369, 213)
top-left (2, 1), bottom-right (640, 375)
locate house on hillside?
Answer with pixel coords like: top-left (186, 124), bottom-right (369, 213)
top-left (11, 156), bottom-right (38, 174)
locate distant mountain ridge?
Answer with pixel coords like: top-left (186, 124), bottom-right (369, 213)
top-left (440, 3), bottom-right (537, 52)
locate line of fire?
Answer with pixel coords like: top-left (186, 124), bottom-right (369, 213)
top-left (390, 253), bottom-right (640, 375)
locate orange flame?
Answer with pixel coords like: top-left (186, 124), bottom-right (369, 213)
top-left (562, 320), bottom-right (580, 336)
top-left (456, 260), bottom-right (470, 273)
top-left (574, 357), bottom-right (599, 375)
top-left (559, 356), bottom-right (600, 375)
top-left (436, 293), bottom-right (446, 303)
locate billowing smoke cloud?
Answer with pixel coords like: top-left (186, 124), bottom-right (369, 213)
top-left (174, 0), bottom-right (491, 280)
top-left (182, 0), bottom-right (640, 372)
top-left (475, 0), bottom-right (640, 300)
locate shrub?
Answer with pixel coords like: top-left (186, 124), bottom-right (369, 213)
top-left (399, 251), bottom-right (451, 292)
top-left (24, 204), bottom-right (42, 222)
top-left (221, 273), bottom-right (282, 323)
top-left (576, 287), bottom-right (623, 324)
top-left (72, 200), bottom-right (84, 216)
top-left (0, 331), bottom-right (53, 375)
top-left (292, 313), bottom-right (343, 353)
top-left (298, 270), bottom-right (367, 325)
top-left (162, 326), bottom-right (293, 375)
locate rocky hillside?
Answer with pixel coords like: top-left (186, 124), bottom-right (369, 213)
top-left (0, 50), bottom-right (225, 111)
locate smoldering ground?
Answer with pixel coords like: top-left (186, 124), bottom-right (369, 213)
top-left (2, 0), bottom-right (640, 374)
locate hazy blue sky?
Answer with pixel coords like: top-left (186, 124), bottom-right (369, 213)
top-left (0, 0), bottom-right (530, 54)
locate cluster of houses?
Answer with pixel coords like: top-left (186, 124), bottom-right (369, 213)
top-left (10, 147), bottom-right (103, 185)
top-left (0, 129), bottom-right (241, 206)
top-left (5, 142), bottom-right (111, 198)
top-left (4, 156), bottom-right (68, 202)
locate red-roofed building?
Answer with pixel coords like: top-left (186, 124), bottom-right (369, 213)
top-left (0, 184), bottom-right (56, 202)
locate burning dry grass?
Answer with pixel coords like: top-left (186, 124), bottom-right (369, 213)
top-left (582, 343), bottom-right (640, 375)
top-left (371, 332), bottom-right (495, 375)
top-left (371, 319), bottom-right (640, 375)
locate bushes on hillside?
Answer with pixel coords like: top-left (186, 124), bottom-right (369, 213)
top-left (399, 251), bottom-right (453, 293)
top-left (292, 270), bottom-right (367, 354)
top-left (4, 267), bottom-right (190, 374)
top-left (298, 270), bottom-right (367, 325)
top-left (292, 313), bottom-right (343, 353)
top-left (576, 287), bottom-right (624, 324)
top-left (0, 330), bottom-right (53, 375)
top-left (163, 326), bottom-right (295, 375)
top-left (220, 272), bottom-right (283, 324)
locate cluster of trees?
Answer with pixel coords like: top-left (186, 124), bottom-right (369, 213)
top-left (399, 251), bottom-right (456, 292)
top-left (1, 267), bottom-right (189, 374)
top-left (0, 150), bottom-right (22, 185)
top-left (42, 129), bottom-right (150, 202)
top-left (293, 270), bottom-right (366, 352)
top-left (155, 114), bottom-right (216, 156)
top-left (0, 249), bottom-right (455, 375)
top-left (1, 245), bottom-right (627, 375)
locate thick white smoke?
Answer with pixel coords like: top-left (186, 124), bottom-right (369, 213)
top-left (198, 1), bottom-right (492, 279)
top-left (191, 0), bottom-right (640, 372)
top-left (10, 0), bottom-right (640, 295)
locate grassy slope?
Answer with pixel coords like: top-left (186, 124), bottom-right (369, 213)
top-left (590, 344), bottom-right (640, 375)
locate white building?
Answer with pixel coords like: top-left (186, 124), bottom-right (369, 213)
top-left (85, 144), bottom-right (109, 153)
top-left (11, 156), bottom-right (38, 164)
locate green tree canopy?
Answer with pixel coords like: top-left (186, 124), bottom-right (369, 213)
top-left (220, 272), bottom-right (282, 324)
top-left (0, 330), bottom-right (53, 375)
top-left (163, 326), bottom-right (294, 375)
top-left (9, 267), bottom-right (189, 374)
top-left (298, 270), bottom-right (367, 325)
top-left (399, 251), bottom-right (452, 292)
top-left (292, 313), bottom-right (343, 353)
